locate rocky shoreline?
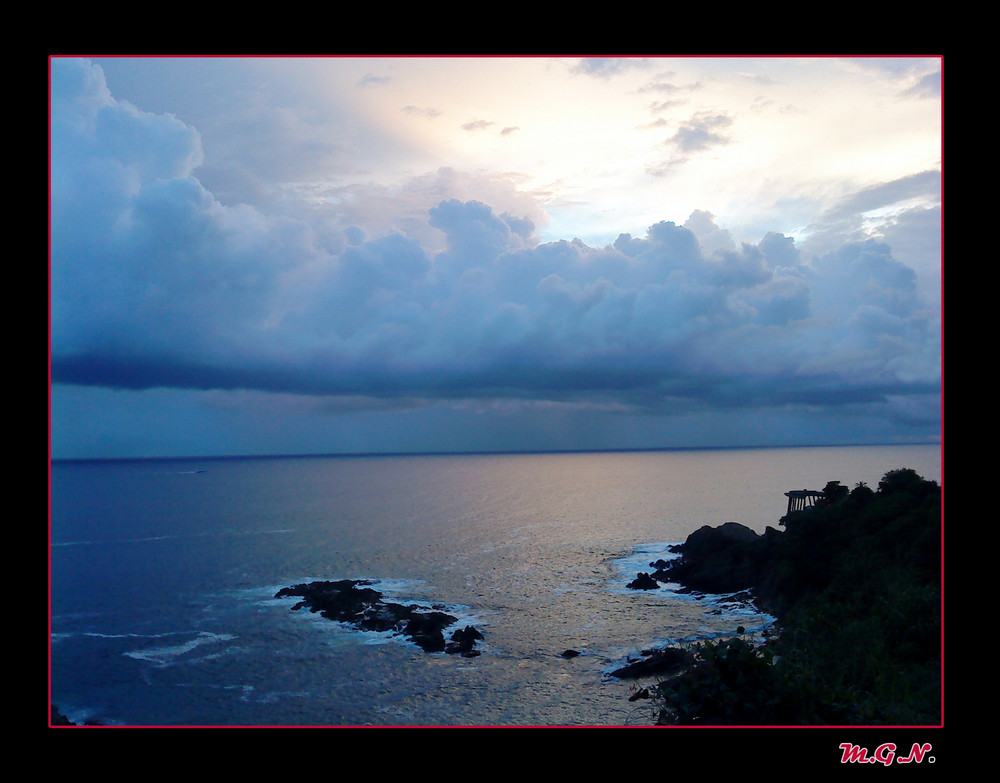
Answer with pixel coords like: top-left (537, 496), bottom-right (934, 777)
top-left (611, 522), bottom-right (778, 681)
top-left (613, 469), bottom-right (942, 724)
top-left (626, 521), bottom-right (781, 599)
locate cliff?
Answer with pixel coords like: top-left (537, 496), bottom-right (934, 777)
top-left (626, 468), bottom-right (942, 725)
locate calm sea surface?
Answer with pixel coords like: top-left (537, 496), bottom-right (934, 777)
top-left (49, 444), bottom-right (941, 727)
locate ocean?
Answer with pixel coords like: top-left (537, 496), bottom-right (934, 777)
top-left (49, 444), bottom-right (941, 727)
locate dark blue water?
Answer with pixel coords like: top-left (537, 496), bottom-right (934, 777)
top-left (49, 445), bottom-right (940, 726)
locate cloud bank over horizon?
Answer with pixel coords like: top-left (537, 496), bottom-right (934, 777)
top-left (50, 57), bottom-right (941, 458)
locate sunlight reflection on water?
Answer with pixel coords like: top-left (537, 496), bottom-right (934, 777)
top-left (50, 445), bottom-right (940, 726)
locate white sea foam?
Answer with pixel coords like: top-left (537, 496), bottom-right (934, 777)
top-left (608, 542), bottom-right (682, 597)
top-left (123, 631), bottom-right (237, 667)
top-left (610, 542), bottom-right (776, 637)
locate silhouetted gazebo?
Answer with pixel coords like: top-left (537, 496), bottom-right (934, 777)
top-left (784, 489), bottom-right (825, 515)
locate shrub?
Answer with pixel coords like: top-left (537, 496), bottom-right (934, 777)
top-left (651, 468), bottom-right (941, 725)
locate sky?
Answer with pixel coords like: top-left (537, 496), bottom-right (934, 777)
top-left (49, 55), bottom-right (942, 459)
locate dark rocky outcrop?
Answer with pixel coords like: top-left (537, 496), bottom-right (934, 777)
top-left (49, 705), bottom-right (104, 727)
top-left (662, 522), bottom-right (780, 596)
top-left (626, 572), bottom-right (659, 590)
top-left (446, 625), bottom-right (484, 657)
top-left (276, 579), bottom-right (483, 657)
top-left (626, 522), bottom-right (781, 600)
top-left (617, 524), bottom-right (778, 684)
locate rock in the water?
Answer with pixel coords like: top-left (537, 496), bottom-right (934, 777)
top-left (400, 611), bottom-right (457, 652)
top-left (445, 625), bottom-right (484, 656)
top-left (626, 572), bottom-right (660, 590)
top-left (276, 580), bottom-right (482, 656)
top-left (610, 647), bottom-right (695, 679)
top-left (275, 579), bottom-right (383, 622)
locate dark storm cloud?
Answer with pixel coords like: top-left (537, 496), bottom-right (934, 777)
top-left (50, 58), bottom-right (940, 424)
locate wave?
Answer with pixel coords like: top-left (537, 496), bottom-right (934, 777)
top-left (122, 631), bottom-right (237, 667)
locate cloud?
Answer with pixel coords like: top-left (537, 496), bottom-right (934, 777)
top-left (816, 170), bottom-right (941, 224)
top-left (358, 73), bottom-right (391, 88)
top-left (571, 58), bottom-right (654, 78)
top-left (670, 112), bottom-right (735, 153)
top-left (402, 105), bottom-right (442, 119)
top-left (462, 119), bottom-right (495, 132)
top-left (906, 71), bottom-right (941, 99)
top-left (799, 170), bottom-right (942, 267)
top-left (646, 111), bottom-right (736, 176)
top-left (50, 58), bottom-right (940, 443)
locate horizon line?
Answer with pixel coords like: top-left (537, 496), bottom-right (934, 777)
top-left (50, 440), bottom-right (942, 464)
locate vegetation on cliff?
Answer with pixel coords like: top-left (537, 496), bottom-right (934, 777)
top-left (649, 468), bottom-right (942, 726)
